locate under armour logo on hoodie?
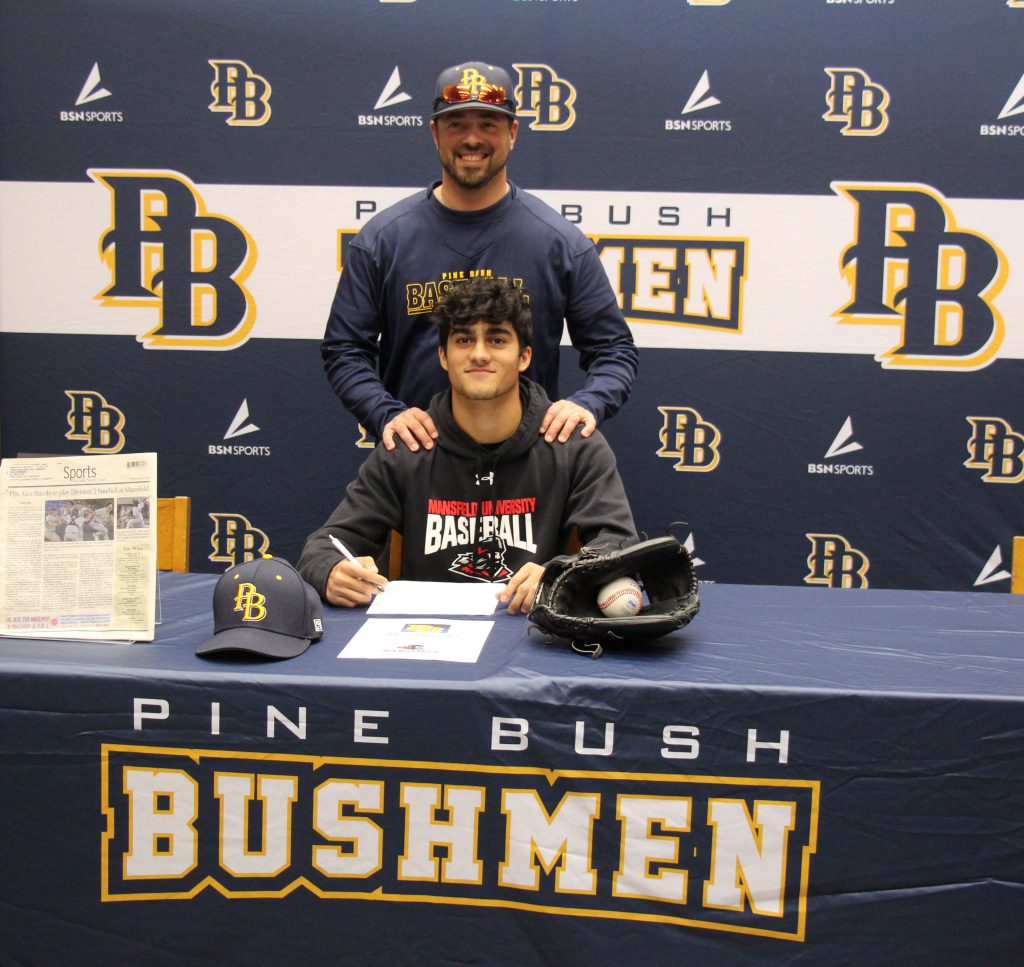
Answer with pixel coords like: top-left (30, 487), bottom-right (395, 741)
top-left (476, 472), bottom-right (495, 486)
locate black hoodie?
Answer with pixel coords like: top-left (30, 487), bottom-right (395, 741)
top-left (298, 379), bottom-right (637, 598)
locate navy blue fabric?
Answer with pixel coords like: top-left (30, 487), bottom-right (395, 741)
top-left (0, 574), bottom-right (1021, 965)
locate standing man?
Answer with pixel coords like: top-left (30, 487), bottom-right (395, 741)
top-left (322, 61), bottom-right (638, 452)
top-left (300, 277), bottom-right (637, 614)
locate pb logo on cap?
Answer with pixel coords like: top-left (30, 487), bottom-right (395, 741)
top-left (233, 583), bottom-right (267, 621)
top-left (197, 556), bottom-right (324, 660)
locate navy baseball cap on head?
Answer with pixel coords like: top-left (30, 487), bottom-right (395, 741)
top-left (432, 62), bottom-right (517, 120)
top-left (197, 556), bottom-right (324, 660)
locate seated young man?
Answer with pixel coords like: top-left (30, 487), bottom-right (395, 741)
top-left (298, 277), bottom-right (637, 614)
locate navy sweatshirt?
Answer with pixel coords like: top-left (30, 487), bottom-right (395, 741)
top-left (322, 182), bottom-right (639, 437)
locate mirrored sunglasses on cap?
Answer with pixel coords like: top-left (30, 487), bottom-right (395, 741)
top-left (438, 83), bottom-right (510, 108)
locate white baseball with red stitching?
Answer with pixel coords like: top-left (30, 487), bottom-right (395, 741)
top-left (596, 576), bottom-right (643, 617)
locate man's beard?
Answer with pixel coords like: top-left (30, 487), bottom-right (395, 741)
top-left (440, 151), bottom-right (505, 191)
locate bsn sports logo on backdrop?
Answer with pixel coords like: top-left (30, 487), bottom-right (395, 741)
top-left (975, 539), bottom-right (1024, 592)
top-left (833, 183), bottom-right (1006, 370)
top-left (807, 417), bottom-right (874, 477)
top-left (982, 72), bottom-right (1024, 136)
top-left (664, 70), bottom-right (733, 133)
top-left (90, 170), bottom-right (257, 350)
top-left (208, 400), bottom-right (271, 457)
top-left (359, 66), bottom-right (422, 127)
top-left (60, 62), bottom-right (123, 124)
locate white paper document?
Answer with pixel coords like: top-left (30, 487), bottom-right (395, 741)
top-left (339, 618), bottom-right (493, 662)
top-left (366, 580), bottom-right (504, 616)
top-left (0, 453), bottom-right (158, 641)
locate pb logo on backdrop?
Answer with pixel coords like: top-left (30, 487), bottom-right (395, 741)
top-left (208, 60), bottom-right (272, 126)
top-left (964, 418), bottom-right (1024, 484)
top-left (513, 64), bottom-right (577, 131)
top-left (89, 170), bottom-right (257, 349)
top-left (656, 407), bottom-right (721, 472)
top-left (65, 390), bottom-right (126, 453)
top-left (833, 183), bottom-right (1007, 370)
top-left (209, 514), bottom-right (270, 566)
top-left (823, 69), bottom-right (890, 136)
top-left (805, 535), bottom-right (869, 589)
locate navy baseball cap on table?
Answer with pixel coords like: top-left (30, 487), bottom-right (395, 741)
top-left (197, 556), bottom-right (324, 660)
top-left (432, 62), bottom-right (517, 120)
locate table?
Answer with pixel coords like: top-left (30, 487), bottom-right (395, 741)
top-left (1, 574), bottom-right (1022, 966)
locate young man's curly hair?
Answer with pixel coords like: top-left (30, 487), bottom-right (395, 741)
top-left (431, 277), bottom-right (532, 350)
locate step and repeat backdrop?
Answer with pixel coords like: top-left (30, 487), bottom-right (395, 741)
top-left (1, 0), bottom-right (1022, 590)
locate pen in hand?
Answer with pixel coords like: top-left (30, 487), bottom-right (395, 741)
top-left (329, 534), bottom-right (386, 593)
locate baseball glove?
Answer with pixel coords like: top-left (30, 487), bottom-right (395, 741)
top-left (528, 536), bottom-right (700, 657)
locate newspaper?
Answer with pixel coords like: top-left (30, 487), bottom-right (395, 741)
top-left (0, 453), bottom-right (157, 642)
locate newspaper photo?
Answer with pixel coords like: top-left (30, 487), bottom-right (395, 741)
top-left (0, 453), bottom-right (157, 641)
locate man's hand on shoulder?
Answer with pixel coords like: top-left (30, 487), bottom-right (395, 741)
top-left (498, 562), bottom-right (546, 615)
top-left (382, 407), bottom-right (438, 452)
top-left (540, 400), bottom-right (596, 444)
